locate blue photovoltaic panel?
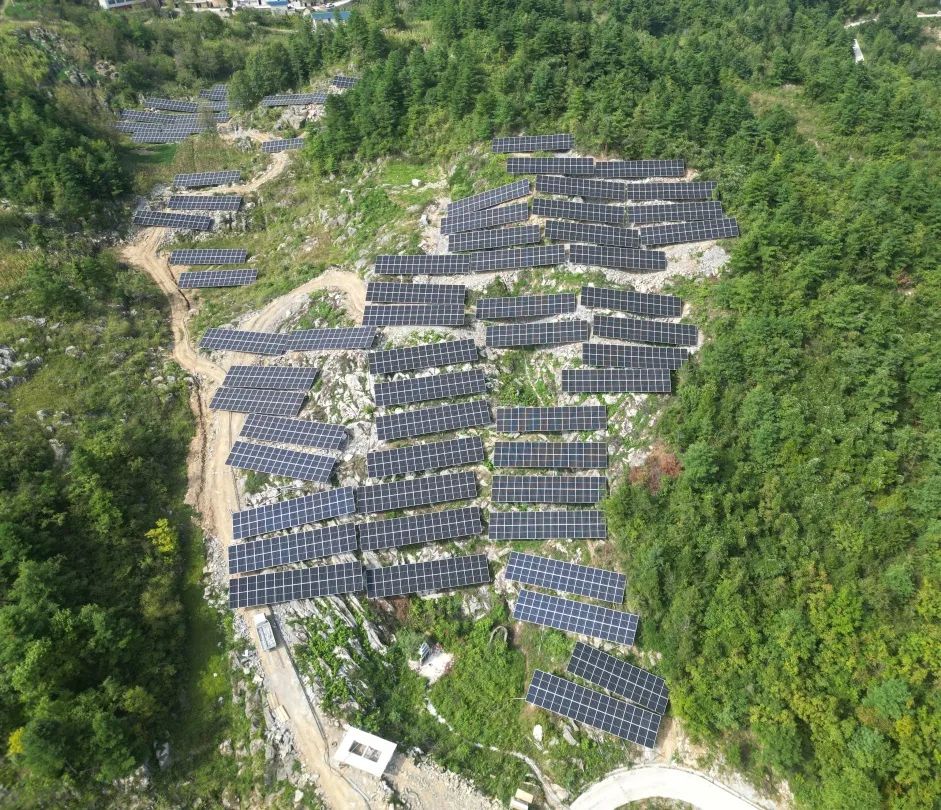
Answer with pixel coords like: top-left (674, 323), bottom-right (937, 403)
top-left (366, 282), bottom-right (466, 305)
top-left (169, 248), bottom-right (248, 265)
top-left (545, 219), bottom-right (639, 248)
top-left (581, 286), bottom-right (682, 317)
top-left (178, 269), bottom-right (257, 288)
top-left (531, 198), bottom-right (624, 224)
top-left (228, 562), bottom-right (364, 608)
top-left (362, 304), bottom-right (465, 328)
top-left (174, 170), bottom-right (241, 188)
top-left (133, 211), bottom-right (213, 230)
top-left (492, 475), bottom-right (606, 504)
top-left (513, 589), bottom-right (638, 645)
top-left (623, 181), bottom-right (717, 201)
top-left (167, 194), bottom-right (242, 211)
top-left (221, 365), bottom-right (318, 390)
top-left (507, 157), bottom-right (594, 176)
top-left (331, 75), bottom-right (358, 89)
top-left (486, 320), bottom-right (589, 348)
top-left (440, 203), bottom-right (530, 236)
top-left (495, 406), bottom-right (607, 433)
top-left (638, 218), bottom-right (740, 247)
top-left (447, 180), bottom-right (531, 217)
top-left (375, 400), bottom-right (492, 441)
top-left (232, 487), bottom-right (357, 540)
top-left (199, 328), bottom-right (287, 355)
top-left (536, 175), bottom-right (627, 201)
top-left (476, 294), bottom-right (576, 320)
top-left (225, 440), bottom-right (337, 484)
top-left (364, 554), bottom-right (491, 598)
top-left (373, 369), bottom-right (487, 408)
top-left (469, 245), bottom-right (565, 273)
top-left (286, 327), bottom-right (377, 351)
top-left (492, 134), bottom-right (574, 153)
top-left (228, 523), bottom-right (357, 575)
top-left (488, 510), bottom-right (606, 540)
top-left (592, 159), bottom-right (685, 178)
top-left (374, 255), bottom-right (472, 275)
top-left (145, 97), bottom-right (198, 113)
top-left (561, 369), bottom-right (672, 394)
top-left (261, 137), bottom-right (304, 153)
top-left (448, 225), bottom-right (541, 253)
top-left (569, 244), bottom-right (667, 272)
top-left (260, 93), bottom-right (327, 107)
top-left (356, 472), bottom-right (477, 514)
top-left (567, 641), bottom-right (670, 715)
top-left (358, 506), bottom-right (483, 551)
top-left (369, 339), bottom-right (478, 375)
top-left (239, 413), bottom-right (347, 450)
top-left (209, 387), bottom-right (306, 416)
top-left (493, 441), bottom-right (608, 470)
top-left (592, 315), bottom-right (698, 346)
top-left (582, 343), bottom-right (688, 370)
top-left (367, 436), bottom-right (485, 478)
top-left (504, 551), bottom-right (625, 603)
top-left (626, 201), bottom-right (724, 224)
top-left (201, 84), bottom-right (228, 102)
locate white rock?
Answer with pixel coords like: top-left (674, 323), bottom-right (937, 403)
top-left (532, 724), bottom-right (543, 742)
top-left (411, 178), bottom-right (422, 187)
top-left (293, 789), bottom-right (304, 804)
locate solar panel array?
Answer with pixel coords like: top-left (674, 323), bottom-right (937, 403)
top-left (366, 282), bottom-right (465, 305)
top-left (374, 254), bottom-right (472, 276)
top-left (476, 294), bottom-right (576, 320)
top-left (369, 339), bottom-right (478, 375)
top-left (493, 442), bottom-right (608, 469)
top-left (357, 472), bottom-right (477, 514)
top-left (228, 562), bottom-right (364, 608)
top-left (545, 220), bottom-right (639, 248)
top-left (562, 369), bottom-right (672, 394)
top-left (489, 510), bottom-right (606, 540)
top-left (232, 486), bottom-right (357, 540)
top-left (222, 365), bottom-right (318, 390)
top-left (593, 315), bottom-right (698, 346)
top-left (581, 286), bottom-right (682, 317)
top-left (582, 343), bottom-right (688, 370)
top-left (513, 589), bottom-right (638, 645)
top-left (624, 181), bottom-right (717, 201)
top-left (209, 387), bottom-right (306, 416)
top-left (638, 218), bottom-right (740, 246)
top-left (492, 134), bottom-right (574, 152)
top-left (568, 642), bottom-right (669, 715)
top-left (373, 369), bottom-right (487, 407)
top-left (226, 440), bottom-right (336, 483)
top-left (495, 406), bottom-right (607, 433)
top-left (133, 210), bottom-right (212, 230)
top-left (200, 328), bottom-right (287, 355)
top-left (260, 93), bottom-right (327, 107)
top-left (367, 436), bottom-right (485, 478)
top-left (365, 554), bottom-right (490, 598)
top-left (228, 523), bottom-right (357, 575)
top-left (261, 137), bottom-right (305, 153)
top-left (592, 159), bottom-right (685, 178)
top-left (626, 201), bottom-right (724, 224)
top-left (446, 180), bottom-right (531, 217)
top-left (200, 84), bottom-right (228, 102)
top-left (362, 304), bottom-right (465, 327)
top-left (531, 198), bottom-right (624, 224)
top-left (492, 475), bottom-right (606, 504)
top-left (507, 157), bottom-right (595, 176)
top-left (174, 170), bottom-right (241, 188)
top-left (239, 413), bottom-right (348, 451)
top-left (536, 175), bottom-right (627, 201)
top-left (569, 244), bottom-right (667, 272)
top-left (167, 195), bottom-right (242, 211)
top-left (470, 245), bottom-right (565, 273)
top-left (145, 97), bottom-right (198, 113)
top-left (505, 551), bottom-right (625, 603)
top-left (331, 75), bottom-right (358, 88)
top-left (525, 670), bottom-right (660, 748)
top-left (285, 327), bottom-right (377, 351)
top-left (486, 320), bottom-right (589, 348)
top-left (359, 507), bottom-right (482, 551)
top-left (440, 203), bottom-right (530, 236)
top-left (177, 269), bottom-right (257, 288)
top-left (170, 248), bottom-right (248, 265)
top-left (449, 225), bottom-right (541, 253)
top-left (375, 400), bottom-right (492, 441)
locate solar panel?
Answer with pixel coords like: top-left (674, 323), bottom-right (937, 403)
top-left (374, 255), bottom-right (472, 276)
top-left (373, 369), bottom-right (487, 408)
top-left (514, 589), bottom-right (637, 645)
top-left (507, 157), bottom-right (595, 176)
top-left (261, 137), bottom-right (305, 154)
top-left (486, 320), bottom-right (589, 348)
top-left (259, 93), bottom-right (328, 107)
top-left (492, 134), bottom-right (574, 153)
top-left (375, 399), bottom-right (491, 441)
top-left (493, 442), bottom-right (608, 469)
top-left (531, 198), bottom-right (624, 224)
top-left (228, 562), bottom-right (364, 608)
top-left (369, 339), bottom-right (478, 375)
top-left (582, 343), bottom-right (688, 370)
top-left (638, 218), bottom-right (740, 247)
top-left (120, 110), bottom-right (181, 124)
top-left (199, 328), bottom-right (287, 355)
top-left (362, 304), bottom-right (465, 327)
top-left (446, 180), bottom-right (531, 217)
top-left (364, 554), bottom-right (490, 598)
top-left (592, 160), bottom-right (685, 179)
top-left (366, 282), bottom-right (465, 305)
top-left (174, 170), bottom-right (242, 188)
top-left (469, 245), bottom-right (565, 273)
top-left (200, 84), bottom-right (228, 102)
top-left (367, 436), bottom-right (485, 478)
top-left (626, 201), bottom-right (724, 224)
top-left (145, 97), bottom-right (198, 113)
top-left (178, 269), bottom-right (257, 288)
top-left (239, 413), bottom-right (347, 451)
top-left (133, 210), bottom-right (213, 230)
top-left (356, 472), bottom-right (477, 514)
top-left (567, 641), bottom-right (669, 715)
top-left (561, 369), bottom-right (672, 394)
top-left (492, 475), bottom-right (606, 504)
top-left (536, 175), bottom-right (627, 201)
top-left (331, 75), bottom-right (358, 89)
top-left (228, 523), bottom-right (357, 575)
top-left (209, 387), bottom-right (306, 416)
top-left (569, 244), bottom-right (667, 272)
top-left (505, 551), bottom-right (625, 603)
top-left (495, 406), bottom-right (607, 433)
top-left (440, 203), bottom-right (530, 236)
top-left (545, 220), bottom-right (639, 248)
top-left (167, 195), bottom-right (242, 211)
top-left (222, 365), bottom-right (318, 390)
top-left (169, 248), bottom-right (248, 265)
top-left (476, 294), bottom-right (576, 320)
top-left (129, 130), bottom-right (194, 145)
top-left (489, 510), bottom-right (606, 540)
top-left (581, 286), bottom-right (682, 317)
top-left (226, 440), bottom-right (336, 483)
top-left (358, 506), bottom-right (483, 551)
top-left (448, 225), bottom-right (541, 253)
top-left (624, 182), bottom-right (717, 201)
top-left (285, 327), bottom-right (377, 351)
top-left (593, 315), bottom-right (698, 346)
top-left (525, 670), bottom-right (660, 748)
top-left (232, 486), bottom-right (357, 540)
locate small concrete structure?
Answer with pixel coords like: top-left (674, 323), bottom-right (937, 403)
top-left (334, 727), bottom-right (397, 778)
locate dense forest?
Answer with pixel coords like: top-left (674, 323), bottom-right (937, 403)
top-left (1, 0), bottom-right (940, 807)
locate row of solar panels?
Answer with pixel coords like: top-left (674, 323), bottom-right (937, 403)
top-left (133, 196), bottom-right (244, 232)
top-left (259, 77), bottom-right (356, 107)
top-left (506, 156), bottom-right (685, 178)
